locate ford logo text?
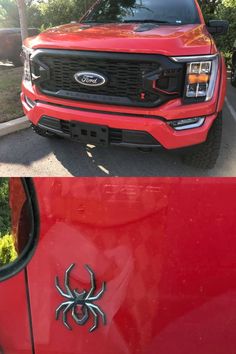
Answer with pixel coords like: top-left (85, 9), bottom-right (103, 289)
top-left (74, 71), bottom-right (107, 87)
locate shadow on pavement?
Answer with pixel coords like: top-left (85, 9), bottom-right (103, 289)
top-left (0, 128), bottom-right (210, 177)
top-left (52, 140), bottom-right (182, 177)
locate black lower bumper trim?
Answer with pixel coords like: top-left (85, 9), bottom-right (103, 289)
top-left (38, 116), bottom-right (162, 148)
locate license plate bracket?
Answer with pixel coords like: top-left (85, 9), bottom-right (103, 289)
top-left (70, 121), bottom-right (109, 146)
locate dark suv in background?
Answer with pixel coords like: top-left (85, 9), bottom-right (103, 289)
top-left (0, 28), bottom-right (39, 67)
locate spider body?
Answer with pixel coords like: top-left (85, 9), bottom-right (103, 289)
top-left (55, 264), bottom-right (106, 332)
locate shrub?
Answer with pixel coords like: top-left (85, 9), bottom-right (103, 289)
top-left (0, 234), bottom-right (18, 266)
top-left (0, 178), bottom-right (11, 237)
top-left (215, 0), bottom-right (236, 55)
top-left (199, 0), bottom-right (236, 62)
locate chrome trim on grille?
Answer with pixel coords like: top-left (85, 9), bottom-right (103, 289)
top-left (170, 54), bottom-right (218, 63)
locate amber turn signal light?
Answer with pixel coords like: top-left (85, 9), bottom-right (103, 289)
top-left (188, 74), bottom-right (210, 84)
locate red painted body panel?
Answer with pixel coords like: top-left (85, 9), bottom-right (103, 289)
top-left (0, 271), bottom-right (32, 354)
top-left (24, 178), bottom-right (236, 354)
top-left (24, 24), bottom-right (213, 57)
top-left (217, 54), bottom-right (227, 112)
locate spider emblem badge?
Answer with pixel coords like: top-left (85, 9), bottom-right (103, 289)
top-left (55, 263), bottom-right (106, 332)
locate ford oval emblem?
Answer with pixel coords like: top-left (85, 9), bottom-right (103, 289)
top-left (74, 71), bottom-right (107, 87)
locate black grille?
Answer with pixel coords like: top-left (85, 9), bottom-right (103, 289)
top-left (61, 120), bottom-right (70, 134)
top-left (110, 129), bottom-right (122, 143)
top-left (32, 50), bottom-right (184, 108)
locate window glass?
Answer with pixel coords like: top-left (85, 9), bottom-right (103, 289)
top-left (83, 0), bottom-right (200, 25)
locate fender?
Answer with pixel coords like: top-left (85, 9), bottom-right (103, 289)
top-left (217, 54), bottom-right (227, 113)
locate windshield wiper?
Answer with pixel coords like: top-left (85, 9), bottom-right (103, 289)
top-left (82, 19), bottom-right (173, 25)
top-left (122, 19), bottom-right (171, 24)
top-left (81, 20), bottom-right (118, 24)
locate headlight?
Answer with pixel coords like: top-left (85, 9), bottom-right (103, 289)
top-left (171, 54), bottom-right (219, 103)
top-left (22, 46), bottom-right (34, 81)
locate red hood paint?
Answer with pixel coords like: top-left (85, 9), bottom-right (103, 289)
top-left (24, 23), bottom-right (214, 56)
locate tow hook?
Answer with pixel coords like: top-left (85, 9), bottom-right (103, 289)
top-left (138, 148), bottom-right (153, 153)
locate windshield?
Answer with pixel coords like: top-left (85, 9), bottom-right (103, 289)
top-left (82, 0), bottom-right (200, 25)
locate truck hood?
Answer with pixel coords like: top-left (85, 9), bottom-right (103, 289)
top-left (25, 22), bottom-right (214, 56)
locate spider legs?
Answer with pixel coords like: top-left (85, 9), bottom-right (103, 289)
top-left (55, 301), bottom-right (74, 330)
top-left (55, 302), bottom-right (68, 320)
top-left (85, 265), bottom-right (95, 299)
top-left (88, 306), bottom-right (98, 333)
top-left (89, 303), bottom-right (106, 325)
top-left (62, 303), bottom-right (74, 330)
top-left (89, 282), bottom-right (106, 301)
top-left (55, 277), bottom-right (70, 299)
top-left (55, 264), bottom-right (75, 299)
top-left (64, 264), bottom-right (75, 297)
top-left (86, 302), bottom-right (106, 332)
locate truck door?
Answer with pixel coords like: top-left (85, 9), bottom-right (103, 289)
top-left (25, 178), bottom-right (236, 354)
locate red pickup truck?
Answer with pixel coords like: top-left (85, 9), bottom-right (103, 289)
top-left (1, 177), bottom-right (236, 354)
top-left (21, 0), bottom-right (228, 169)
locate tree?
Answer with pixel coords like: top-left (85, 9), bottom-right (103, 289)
top-left (16, 0), bottom-right (28, 41)
top-left (0, 0), bottom-right (20, 27)
top-left (39, 0), bottom-right (95, 28)
top-left (215, 0), bottom-right (236, 58)
top-left (199, 0), bottom-right (223, 15)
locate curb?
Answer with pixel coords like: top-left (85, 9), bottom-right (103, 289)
top-left (0, 116), bottom-right (30, 137)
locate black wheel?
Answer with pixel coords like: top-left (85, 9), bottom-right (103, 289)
top-left (31, 124), bottom-right (57, 138)
top-left (231, 61), bottom-right (236, 87)
top-left (182, 113), bottom-right (222, 169)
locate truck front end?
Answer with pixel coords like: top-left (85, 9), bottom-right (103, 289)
top-left (21, 0), bottom-right (228, 169)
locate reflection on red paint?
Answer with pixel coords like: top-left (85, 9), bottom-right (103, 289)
top-left (24, 178), bottom-right (236, 354)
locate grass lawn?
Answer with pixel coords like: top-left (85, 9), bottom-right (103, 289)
top-left (0, 64), bottom-right (24, 123)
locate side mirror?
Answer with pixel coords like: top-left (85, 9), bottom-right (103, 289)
top-left (207, 20), bottom-right (229, 36)
top-left (0, 178), bottom-right (38, 281)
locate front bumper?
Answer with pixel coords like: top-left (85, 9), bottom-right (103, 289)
top-left (36, 115), bottom-right (162, 148)
top-left (21, 81), bottom-right (220, 150)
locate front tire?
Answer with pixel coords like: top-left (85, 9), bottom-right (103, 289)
top-left (182, 113), bottom-right (222, 170)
